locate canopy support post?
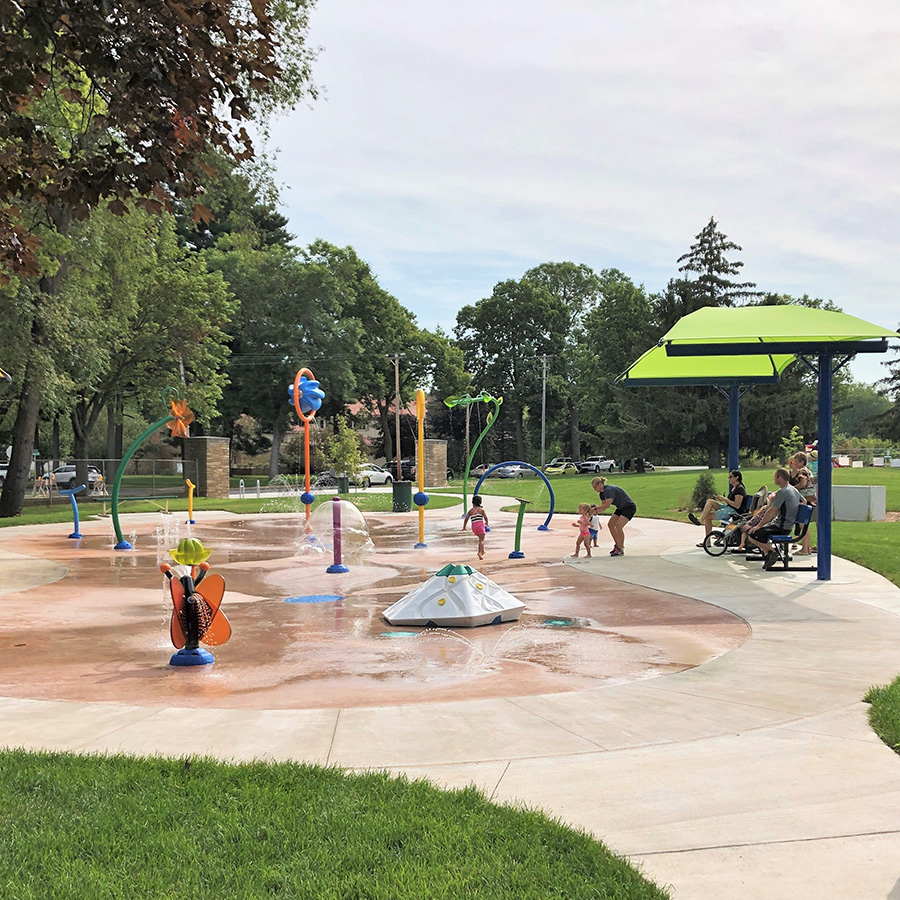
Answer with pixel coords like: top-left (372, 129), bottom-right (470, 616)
top-left (728, 385), bottom-right (740, 472)
top-left (817, 352), bottom-right (833, 581)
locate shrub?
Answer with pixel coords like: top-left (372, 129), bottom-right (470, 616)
top-left (690, 471), bottom-right (717, 509)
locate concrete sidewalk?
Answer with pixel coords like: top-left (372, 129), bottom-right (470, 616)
top-left (2, 505), bottom-right (900, 897)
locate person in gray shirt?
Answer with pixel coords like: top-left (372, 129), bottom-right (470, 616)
top-left (591, 476), bottom-right (637, 557)
top-left (747, 467), bottom-right (802, 570)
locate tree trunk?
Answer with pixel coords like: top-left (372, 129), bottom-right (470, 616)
top-left (0, 360), bottom-right (43, 516)
top-left (71, 399), bottom-right (91, 490)
top-left (515, 407), bottom-right (526, 460)
top-left (378, 401), bottom-right (397, 476)
top-left (0, 202), bottom-right (72, 516)
top-left (269, 417), bottom-right (284, 479)
top-left (569, 404), bottom-right (581, 461)
top-left (52, 416), bottom-right (60, 466)
top-left (707, 442), bottom-right (722, 469)
top-left (105, 399), bottom-right (122, 485)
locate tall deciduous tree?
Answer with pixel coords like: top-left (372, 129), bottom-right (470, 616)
top-left (209, 242), bottom-right (360, 478)
top-left (0, 0), bottom-right (317, 515)
top-left (455, 280), bottom-right (568, 460)
top-left (522, 262), bottom-right (600, 460)
top-left (0, 0), bottom-right (318, 277)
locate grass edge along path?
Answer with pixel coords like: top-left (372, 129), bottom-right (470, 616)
top-left (0, 750), bottom-right (669, 900)
top-left (865, 677), bottom-right (900, 758)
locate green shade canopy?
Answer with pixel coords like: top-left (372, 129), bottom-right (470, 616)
top-left (660, 306), bottom-right (898, 356)
top-left (616, 344), bottom-right (797, 386)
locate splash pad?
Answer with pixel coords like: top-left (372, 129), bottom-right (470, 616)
top-left (0, 506), bottom-right (749, 710)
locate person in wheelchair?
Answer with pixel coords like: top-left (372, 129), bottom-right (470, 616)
top-left (746, 467), bottom-right (803, 570)
top-left (689, 470), bottom-right (749, 547)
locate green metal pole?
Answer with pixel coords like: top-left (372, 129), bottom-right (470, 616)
top-left (509, 498), bottom-right (529, 558)
top-left (112, 415), bottom-right (174, 549)
top-left (461, 395), bottom-right (502, 511)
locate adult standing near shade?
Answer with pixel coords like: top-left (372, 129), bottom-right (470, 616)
top-left (591, 476), bottom-right (637, 557)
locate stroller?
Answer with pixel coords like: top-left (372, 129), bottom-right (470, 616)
top-left (701, 486), bottom-right (768, 558)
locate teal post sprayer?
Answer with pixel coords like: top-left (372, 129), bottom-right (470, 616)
top-left (509, 497), bottom-right (531, 558)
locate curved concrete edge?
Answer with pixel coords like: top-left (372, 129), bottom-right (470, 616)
top-left (2, 510), bottom-right (900, 898)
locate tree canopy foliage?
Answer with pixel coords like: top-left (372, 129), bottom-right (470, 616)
top-left (0, 0), bottom-right (317, 279)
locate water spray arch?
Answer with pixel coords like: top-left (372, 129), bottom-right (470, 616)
top-left (472, 461), bottom-right (555, 530)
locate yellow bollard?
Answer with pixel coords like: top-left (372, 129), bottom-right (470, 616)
top-left (186, 478), bottom-right (197, 524)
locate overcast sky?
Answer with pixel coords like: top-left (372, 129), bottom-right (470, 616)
top-left (268, 0), bottom-right (900, 386)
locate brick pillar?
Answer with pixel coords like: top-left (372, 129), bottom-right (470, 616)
top-left (183, 436), bottom-right (230, 498)
top-left (422, 439), bottom-right (448, 486)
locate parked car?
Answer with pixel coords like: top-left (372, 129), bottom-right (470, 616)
top-left (401, 461), bottom-right (455, 482)
top-left (357, 463), bottom-right (392, 487)
top-left (542, 456), bottom-right (573, 471)
top-left (620, 458), bottom-right (655, 473)
top-left (469, 463), bottom-right (495, 478)
top-left (544, 461), bottom-right (580, 476)
top-left (577, 456), bottom-right (617, 473)
top-left (495, 464), bottom-right (531, 478)
top-left (41, 464), bottom-right (103, 490)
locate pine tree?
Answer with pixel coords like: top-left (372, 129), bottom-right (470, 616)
top-left (676, 217), bottom-right (762, 307)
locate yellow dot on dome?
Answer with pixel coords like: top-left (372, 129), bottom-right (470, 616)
top-left (438, 598), bottom-right (446, 605)
top-left (475, 583), bottom-right (484, 590)
top-left (448, 576), bottom-right (456, 583)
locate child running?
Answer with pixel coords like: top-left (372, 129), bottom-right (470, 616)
top-left (461, 494), bottom-right (489, 560)
top-left (571, 503), bottom-right (593, 558)
top-left (589, 505), bottom-right (603, 547)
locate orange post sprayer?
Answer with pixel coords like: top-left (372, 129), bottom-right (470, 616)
top-left (289, 368), bottom-right (325, 524)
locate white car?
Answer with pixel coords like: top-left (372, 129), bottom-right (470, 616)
top-left (578, 456), bottom-right (617, 473)
top-left (42, 464), bottom-right (104, 490)
top-left (357, 463), bottom-right (393, 486)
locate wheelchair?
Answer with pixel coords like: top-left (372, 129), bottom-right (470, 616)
top-left (701, 516), bottom-right (748, 557)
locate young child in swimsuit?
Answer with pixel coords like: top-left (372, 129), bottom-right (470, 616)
top-left (571, 503), bottom-right (592, 558)
top-left (461, 494), bottom-right (489, 560)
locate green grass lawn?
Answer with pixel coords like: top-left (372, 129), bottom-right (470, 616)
top-left (865, 678), bottom-right (900, 758)
top-left (0, 751), bottom-right (668, 900)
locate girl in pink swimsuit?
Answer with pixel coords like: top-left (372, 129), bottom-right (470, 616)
top-left (571, 503), bottom-right (593, 558)
top-left (461, 494), bottom-right (489, 560)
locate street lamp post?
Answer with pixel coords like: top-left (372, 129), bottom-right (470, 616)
top-left (540, 354), bottom-right (549, 469)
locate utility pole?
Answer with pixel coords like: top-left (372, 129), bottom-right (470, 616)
top-left (540, 354), bottom-right (549, 469)
top-left (392, 354), bottom-right (404, 480)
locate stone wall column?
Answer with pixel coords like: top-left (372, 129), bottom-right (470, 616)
top-left (183, 436), bottom-right (230, 498)
top-left (422, 439), bottom-right (448, 487)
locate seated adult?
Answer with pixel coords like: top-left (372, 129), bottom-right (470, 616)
top-left (746, 467), bottom-right (803, 569)
top-left (734, 487), bottom-right (771, 552)
top-left (789, 451), bottom-right (817, 555)
top-left (689, 470), bottom-right (748, 547)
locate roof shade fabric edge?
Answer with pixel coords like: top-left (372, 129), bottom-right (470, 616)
top-left (660, 306), bottom-right (899, 346)
top-left (615, 344), bottom-right (796, 387)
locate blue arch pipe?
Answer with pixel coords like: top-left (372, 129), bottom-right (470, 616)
top-left (59, 483), bottom-right (86, 539)
top-left (473, 462), bottom-right (555, 530)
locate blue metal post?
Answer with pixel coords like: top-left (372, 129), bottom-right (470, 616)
top-left (728, 386), bottom-right (740, 471)
top-left (817, 353), bottom-right (832, 580)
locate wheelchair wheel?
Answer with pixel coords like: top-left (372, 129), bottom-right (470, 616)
top-left (703, 530), bottom-right (727, 557)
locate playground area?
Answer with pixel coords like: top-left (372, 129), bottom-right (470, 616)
top-left (3, 497), bottom-right (900, 898)
top-left (0, 499), bottom-right (748, 710)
